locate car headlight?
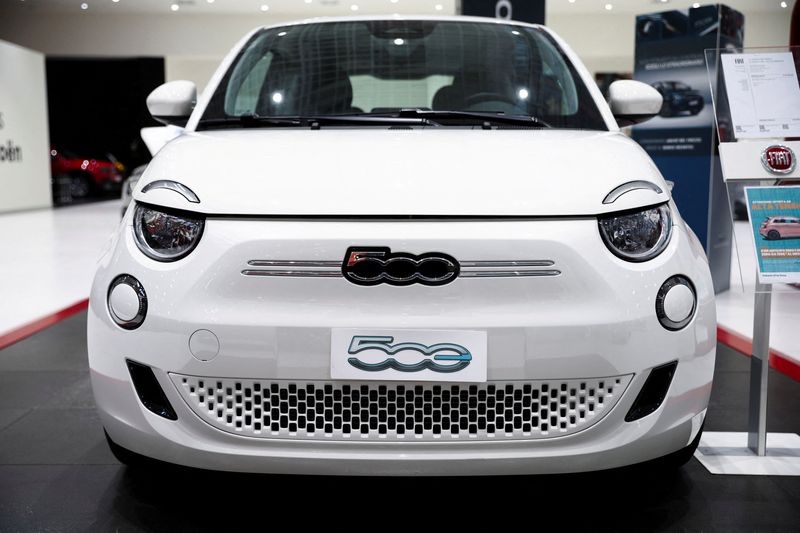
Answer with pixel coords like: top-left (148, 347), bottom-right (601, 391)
top-left (133, 204), bottom-right (204, 261)
top-left (598, 203), bottom-right (672, 262)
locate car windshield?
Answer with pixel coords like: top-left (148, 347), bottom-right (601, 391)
top-left (198, 20), bottom-right (607, 130)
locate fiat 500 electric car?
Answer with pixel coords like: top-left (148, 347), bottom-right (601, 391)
top-left (89, 16), bottom-right (716, 476)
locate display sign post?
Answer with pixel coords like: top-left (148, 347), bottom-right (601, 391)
top-left (748, 277), bottom-right (771, 456)
top-left (694, 46), bottom-right (800, 475)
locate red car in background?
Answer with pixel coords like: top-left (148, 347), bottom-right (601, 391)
top-left (50, 147), bottom-right (125, 200)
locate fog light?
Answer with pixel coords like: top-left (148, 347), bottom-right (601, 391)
top-left (655, 275), bottom-right (696, 331)
top-left (108, 274), bottom-right (147, 330)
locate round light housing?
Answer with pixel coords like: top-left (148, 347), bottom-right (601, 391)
top-left (655, 276), bottom-right (696, 331)
top-left (133, 204), bottom-right (204, 262)
top-left (598, 203), bottom-right (672, 262)
top-left (108, 274), bottom-right (147, 330)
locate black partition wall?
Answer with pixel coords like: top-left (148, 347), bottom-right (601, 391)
top-left (46, 57), bottom-right (165, 180)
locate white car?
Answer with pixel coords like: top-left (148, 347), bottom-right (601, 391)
top-left (88, 16), bottom-right (716, 475)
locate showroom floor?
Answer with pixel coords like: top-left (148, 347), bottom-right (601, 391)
top-left (0, 312), bottom-right (798, 532)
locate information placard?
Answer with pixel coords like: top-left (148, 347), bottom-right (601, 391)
top-left (721, 52), bottom-right (800, 139)
top-left (744, 186), bottom-right (800, 284)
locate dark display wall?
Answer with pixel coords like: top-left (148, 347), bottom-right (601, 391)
top-left (46, 57), bottom-right (165, 172)
top-left (461, 0), bottom-right (545, 24)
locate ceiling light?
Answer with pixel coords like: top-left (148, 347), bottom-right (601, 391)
top-left (80, 2), bottom-right (88, 9)
top-left (435, 4), bottom-right (443, 10)
top-left (604, 3), bottom-right (613, 10)
top-left (660, 0), bottom-right (669, 3)
top-left (260, 4), bottom-right (269, 11)
top-left (568, 0), bottom-right (576, 3)
top-left (170, 3), bottom-right (179, 11)
top-left (278, 31), bottom-right (288, 36)
top-left (272, 92), bottom-right (283, 103)
top-left (390, 0), bottom-right (399, 3)
top-left (780, 1), bottom-right (788, 7)
top-left (692, 2), bottom-right (700, 7)
top-left (305, 0), bottom-right (312, 3)
top-left (394, 38), bottom-right (404, 45)
top-left (518, 88), bottom-right (529, 100)
top-left (207, 0), bottom-right (215, 3)
top-left (350, 4), bottom-right (359, 11)
top-left (112, 0), bottom-right (120, 3)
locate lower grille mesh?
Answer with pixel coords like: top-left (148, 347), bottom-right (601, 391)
top-left (171, 375), bottom-right (631, 441)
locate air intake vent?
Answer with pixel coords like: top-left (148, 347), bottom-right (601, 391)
top-left (171, 375), bottom-right (631, 441)
top-left (625, 361), bottom-right (677, 422)
top-left (127, 360), bottom-right (177, 420)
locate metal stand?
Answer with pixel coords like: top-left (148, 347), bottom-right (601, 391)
top-left (747, 278), bottom-right (771, 456)
top-left (694, 276), bottom-right (800, 476)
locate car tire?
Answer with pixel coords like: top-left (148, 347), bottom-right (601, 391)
top-left (69, 173), bottom-right (92, 199)
top-left (768, 230), bottom-right (781, 240)
top-left (104, 429), bottom-right (152, 468)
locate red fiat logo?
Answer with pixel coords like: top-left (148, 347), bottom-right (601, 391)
top-left (761, 145), bottom-right (795, 175)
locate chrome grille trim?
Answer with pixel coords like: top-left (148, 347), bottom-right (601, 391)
top-left (460, 270), bottom-right (561, 278)
top-left (247, 260), bottom-right (341, 267)
top-left (171, 375), bottom-right (632, 442)
top-left (241, 270), bottom-right (342, 277)
top-left (460, 260), bottom-right (554, 267)
top-left (242, 258), bottom-right (560, 279)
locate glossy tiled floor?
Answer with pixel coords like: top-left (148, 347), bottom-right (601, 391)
top-left (0, 312), bottom-right (798, 532)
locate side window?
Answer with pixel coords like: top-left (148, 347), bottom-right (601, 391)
top-left (231, 53), bottom-right (273, 115)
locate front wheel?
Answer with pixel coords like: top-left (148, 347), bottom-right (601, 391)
top-left (767, 230), bottom-right (781, 240)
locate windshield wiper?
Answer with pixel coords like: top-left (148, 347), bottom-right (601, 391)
top-left (361, 109), bottom-right (552, 129)
top-left (197, 113), bottom-right (433, 130)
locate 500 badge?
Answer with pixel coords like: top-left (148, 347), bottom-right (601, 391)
top-left (330, 328), bottom-right (488, 382)
top-left (347, 336), bottom-right (472, 373)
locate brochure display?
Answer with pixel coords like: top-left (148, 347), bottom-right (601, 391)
top-left (698, 46), bottom-right (800, 476)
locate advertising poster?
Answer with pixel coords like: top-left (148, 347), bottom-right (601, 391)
top-left (745, 186), bottom-right (800, 284)
top-left (631, 4), bottom-right (743, 293)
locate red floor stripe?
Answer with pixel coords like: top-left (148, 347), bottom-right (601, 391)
top-left (0, 299), bottom-right (89, 351)
top-left (717, 325), bottom-right (800, 382)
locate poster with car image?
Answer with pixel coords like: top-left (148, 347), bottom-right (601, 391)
top-left (745, 186), bottom-right (800, 284)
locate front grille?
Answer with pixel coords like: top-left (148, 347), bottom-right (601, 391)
top-left (171, 375), bottom-right (631, 442)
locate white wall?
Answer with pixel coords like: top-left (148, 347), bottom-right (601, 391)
top-left (0, 40), bottom-right (51, 213)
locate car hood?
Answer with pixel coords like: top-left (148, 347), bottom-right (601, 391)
top-left (134, 129), bottom-right (670, 217)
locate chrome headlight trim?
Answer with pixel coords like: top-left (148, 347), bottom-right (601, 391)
top-left (132, 203), bottom-right (205, 262)
top-left (598, 203), bottom-right (672, 263)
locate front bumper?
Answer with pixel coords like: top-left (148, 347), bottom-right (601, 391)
top-left (88, 214), bottom-right (716, 475)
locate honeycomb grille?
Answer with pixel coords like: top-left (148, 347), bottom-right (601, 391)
top-left (171, 375), bottom-right (632, 442)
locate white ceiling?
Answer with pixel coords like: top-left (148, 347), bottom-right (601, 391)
top-left (6, 0), bottom-right (794, 15)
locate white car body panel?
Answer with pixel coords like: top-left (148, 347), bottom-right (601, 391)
top-left (134, 129), bottom-right (668, 216)
top-left (90, 16), bottom-right (715, 475)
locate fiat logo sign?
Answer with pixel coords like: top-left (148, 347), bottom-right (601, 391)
top-left (761, 145), bottom-right (796, 175)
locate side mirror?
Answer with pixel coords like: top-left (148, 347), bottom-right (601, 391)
top-left (146, 81), bottom-right (196, 127)
top-left (608, 80), bottom-right (663, 127)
